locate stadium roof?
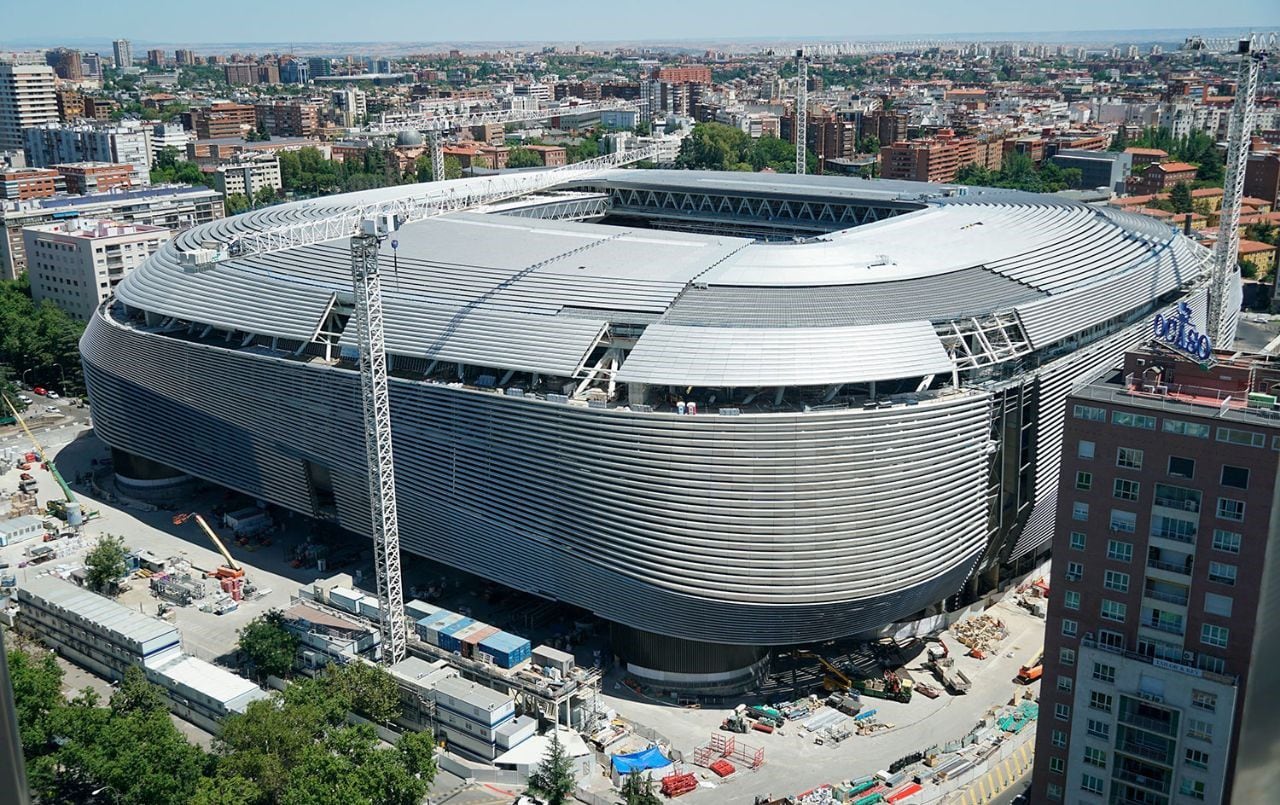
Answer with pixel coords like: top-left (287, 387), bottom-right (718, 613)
top-left (114, 170), bottom-right (1213, 388)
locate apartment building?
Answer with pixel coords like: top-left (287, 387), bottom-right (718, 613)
top-left (0, 61), bottom-right (59, 152)
top-left (1133, 162), bottom-right (1199, 195)
top-left (24, 218), bottom-right (171, 319)
top-left (191, 102), bottom-right (256, 139)
top-left (880, 131), bottom-right (977, 183)
top-left (23, 121), bottom-right (153, 185)
top-left (0, 167), bottom-right (61, 200)
top-left (151, 121), bottom-right (190, 162)
top-left (55, 86), bottom-right (84, 121)
top-left (112, 39), bottom-right (132, 70)
top-left (1243, 150), bottom-right (1279, 208)
top-left (212, 155), bottom-right (282, 200)
top-left (655, 65), bottom-right (713, 85)
top-left (0, 184), bottom-right (224, 279)
top-left (1031, 342), bottom-right (1280, 805)
top-left (254, 101), bottom-right (320, 138)
top-left (54, 161), bottom-right (136, 194)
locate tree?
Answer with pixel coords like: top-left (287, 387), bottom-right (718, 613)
top-left (526, 730), bottom-right (577, 805)
top-left (321, 661), bottom-right (401, 725)
top-left (110, 665), bottom-right (168, 715)
top-left (507, 147), bottom-right (544, 169)
top-left (225, 193), bottom-right (250, 215)
top-left (237, 609), bottom-right (299, 680)
top-left (6, 643), bottom-right (64, 755)
top-left (0, 276), bottom-right (89, 395)
top-left (253, 185), bottom-right (279, 208)
top-left (84, 535), bottom-right (127, 596)
top-left (621, 772), bottom-right (662, 805)
top-left (856, 134), bottom-right (880, 155)
top-left (1169, 182), bottom-right (1193, 214)
top-left (1108, 126), bottom-right (1129, 152)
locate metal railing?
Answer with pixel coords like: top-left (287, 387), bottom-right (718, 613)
top-left (1111, 767), bottom-right (1171, 794)
top-left (1141, 618), bottom-right (1185, 636)
top-left (1143, 588), bottom-right (1189, 606)
top-left (1146, 558), bottom-right (1192, 575)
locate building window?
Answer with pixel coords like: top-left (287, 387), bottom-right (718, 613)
top-left (1112, 411), bottom-right (1156, 429)
top-left (1081, 773), bottom-right (1105, 794)
top-left (1220, 465), bottom-right (1249, 489)
top-left (1185, 748), bottom-right (1210, 770)
top-left (1207, 562), bottom-right (1237, 586)
top-left (1086, 719), bottom-right (1110, 740)
top-left (1092, 662), bottom-right (1116, 684)
top-left (1113, 478), bottom-right (1140, 501)
top-left (1070, 531), bottom-right (1087, 551)
top-left (1216, 427), bottom-right (1264, 447)
top-left (1062, 619), bottom-right (1078, 638)
top-left (1211, 529), bottom-right (1241, 554)
top-left (1076, 471), bottom-right (1093, 491)
top-left (1060, 647), bottom-right (1076, 667)
top-left (1110, 510), bottom-right (1137, 533)
top-left (1167, 455), bottom-right (1196, 478)
top-left (1200, 624), bottom-right (1229, 649)
top-left (1198, 654), bottom-right (1226, 674)
top-left (1150, 514), bottom-right (1196, 544)
top-left (1066, 562), bottom-right (1084, 582)
top-left (1190, 690), bottom-right (1216, 713)
top-left (1116, 447), bottom-right (1143, 469)
top-left (1058, 676), bottom-right (1074, 693)
top-left (1216, 498), bottom-right (1245, 522)
top-left (1098, 630), bottom-right (1125, 650)
top-left (1073, 502), bottom-right (1090, 522)
top-left (1179, 778), bottom-right (1206, 800)
top-left (1051, 729), bottom-right (1067, 748)
top-left (1188, 719), bottom-right (1214, 743)
top-left (1078, 439), bottom-right (1095, 459)
top-left (1204, 592), bottom-right (1233, 617)
top-left (1154, 483), bottom-right (1201, 513)
top-left (1064, 590), bottom-right (1081, 610)
top-left (1046, 783), bottom-right (1063, 802)
top-left (1089, 691), bottom-right (1113, 713)
top-left (1074, 404), bottom-right (1106, 421)
top-left (1103, 570), bottom-right (1129, 593)
top-left (1101, 600), bottom-right (1127, 623)
top-left (1054, 703), bottom-right (1070, 722)
top-left (1107, 540), bottom-right (1132, 562)
top-left (1083, 746), bottom-right (1107, 769)
top-left (1164, 419), bottom-right (1210, 438)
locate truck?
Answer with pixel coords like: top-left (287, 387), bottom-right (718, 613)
top-left (747, 705), bottom-right (784, 728)
top-left (926, 641), bottom-right (971, 694)
top-left (854, 670), bottom-right (913, 703)
top-left (1017, 649), bottom-right (1044, 683)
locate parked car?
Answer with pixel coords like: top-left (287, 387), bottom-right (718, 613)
top-left (44, 406), bottom-right (58, 413)
top-left (17, 394), bottom-right (32, 404)
top-left (32, 387), bottom-right (46, 396)
top-left (46, 390), bottom-right (59, 399)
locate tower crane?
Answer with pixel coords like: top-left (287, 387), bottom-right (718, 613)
top-left (2, 394), bottom-right (83, 527)
top-left (178, 147), bottom-right (656, 664)
top-left (792, 42), bottom-right (890, 175)
top-left (1183, 32), bottom-right (1277, 343)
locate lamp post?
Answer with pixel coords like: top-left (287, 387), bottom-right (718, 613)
top-left (49, 363), bottom-right (66, 394)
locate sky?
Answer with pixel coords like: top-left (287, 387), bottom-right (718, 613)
top-left (3, 0), bottom-right (1278, 46)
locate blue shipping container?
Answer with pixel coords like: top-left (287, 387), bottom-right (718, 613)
top-left (436, 617), bottom-right (476, 652)
top-left (416, 611), bottom-right (459, 644)
top-left (479, 631), bottom-right (533, 669)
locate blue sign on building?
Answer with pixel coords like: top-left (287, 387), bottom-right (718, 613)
top-left (1153, 302), bottom-right (1212, 361)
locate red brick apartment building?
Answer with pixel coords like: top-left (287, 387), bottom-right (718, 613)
top-left (655, 65), bottom-right (712, 85)
top-left (0, 167), bottom-right (61, 200)
top-left (1133, 162), bottom-right (1199, 195)
top-left (1030, 342), bottom-right (1280, 805)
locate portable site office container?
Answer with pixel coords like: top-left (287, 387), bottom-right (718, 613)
top-left (479, 631), bottom-right (533, 669)
top-left (405, 600), bottom-right (442, 622)
top-left (460, 625), bottom-right (499, 658)
top-left (327, 586), bottom-right (362, 614)
top-left (417, 614), bottom-right (463, 647)
top-left (356, 596), bottom-right (382, 622)
top-left (436, 618), bottom-right (477, 653)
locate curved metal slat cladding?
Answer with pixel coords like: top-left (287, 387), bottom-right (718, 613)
top-left (82, 310), bottom-right (991, 645)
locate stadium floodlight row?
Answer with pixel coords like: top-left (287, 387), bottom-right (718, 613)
top-left (81, 170), bottom-right (1236, 691)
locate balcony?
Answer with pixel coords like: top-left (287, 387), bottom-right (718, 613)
top-left (1112, 768), bottom-right (1170, 795)
top-left (1116, 739), bottom-right (1175, 766)
top-left (1148, 528), bottom-right (1195, 545)
top-left (1141, 617), bottom-right (1184, 636)
top-left (1146, 558), bottom-right (1192, 576)
top-left (1143, 589), bottom-right (1189, 607)
top-left (1153, 496), bottom-right (1199, 513)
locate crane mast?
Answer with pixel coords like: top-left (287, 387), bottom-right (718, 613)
top-left (795, 50), bottom-right (808, 175)
top-left (428, 133), bottom-right (445, 183)
top-left (1184, 32), bottom-right (1275, 343)
top-left (351, 215), bottom-right (406, 664)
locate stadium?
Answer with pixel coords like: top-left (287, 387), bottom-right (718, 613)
top-left (80, 169), bottom-right (1236, 692)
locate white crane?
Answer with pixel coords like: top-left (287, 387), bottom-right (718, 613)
top-left (793, 42), bottom-right (889, 174)
top-left (1183, 32), bottom-right (1277, 343)
top-left (180, 146), bottom-right (657, 663)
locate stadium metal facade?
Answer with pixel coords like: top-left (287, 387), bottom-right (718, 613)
top-left (80, 170), bottom-right (1237, 691)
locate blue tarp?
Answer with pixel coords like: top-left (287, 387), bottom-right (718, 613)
top-left (610, 746), bottom-right (672, 774)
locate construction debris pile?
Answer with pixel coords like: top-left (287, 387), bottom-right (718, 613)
top-left (951, 614), bottom-right (1009, 656)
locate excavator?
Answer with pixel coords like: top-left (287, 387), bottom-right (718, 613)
top-left (2, 393), bottom-right (87, 526)
top-left (173, 512), bottom-right (245, 579)
top-left (792, 649), bottom-right (854, 692)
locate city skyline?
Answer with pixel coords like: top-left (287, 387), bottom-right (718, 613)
top-left (4, 0), bottom-right (1278, 49)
